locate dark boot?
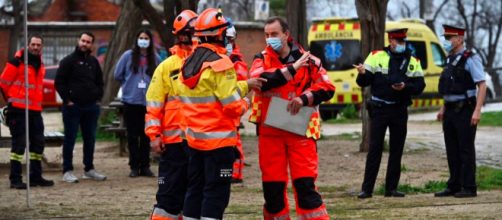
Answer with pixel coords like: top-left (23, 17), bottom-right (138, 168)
top-left (30, 177), bottom-right (55, 187)
top-left (140, 167), bottom-right (155, 177)
top-left (30, 160), bottom-right (54, 187)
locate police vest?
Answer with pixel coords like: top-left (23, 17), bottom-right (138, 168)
top-left (438, 50), bottom-right (476, 96)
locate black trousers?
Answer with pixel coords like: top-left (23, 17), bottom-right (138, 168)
top-left (183, 146), bottom-right (235, 219)
top-left (361, 104), bottom-right (408, 193)
top-left (443, 102), bottom-right (477, 192)
top-left (7, 107), bottom-right (45, 182)
top-left (156, 140), bottom-right (189, 215)
top-left (123, 103), bottom-right (150, 169)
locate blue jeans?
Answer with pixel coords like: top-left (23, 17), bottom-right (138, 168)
top-left (62, 103), bottom-right (100, 173)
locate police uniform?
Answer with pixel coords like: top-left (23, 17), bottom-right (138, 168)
top-left (435, 25), bottom-right (485, 198)
top-left (357, 28), bottom-right (425, 198)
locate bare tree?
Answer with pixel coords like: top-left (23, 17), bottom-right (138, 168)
top-left (355, 0), bottom-right (389, 152)
top-left (287, 0), bottom-right (307, 48)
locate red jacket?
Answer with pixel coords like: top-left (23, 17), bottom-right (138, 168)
top-left (0, 49), bottom-right (45, 111)
top-left (248, 41), bottom-right (335, 139)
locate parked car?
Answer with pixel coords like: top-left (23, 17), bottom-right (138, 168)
top-left (42, 65), bottom-right (63, 108)
top-left (485, 73), bottom-right (496, 102)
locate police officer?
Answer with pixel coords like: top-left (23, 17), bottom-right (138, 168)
top-left (354, 28), bottom-right (425, 199)
top-left (434, 25), bottom-right (486, 198)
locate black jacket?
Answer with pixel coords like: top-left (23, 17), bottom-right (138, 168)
top-left (55, 47), bottom-right (104, 105)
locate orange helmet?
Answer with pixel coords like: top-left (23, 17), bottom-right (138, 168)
top-left (173, 10), bottom-right (198, 35)
top-left (194, 8), bottom-right (229, 37)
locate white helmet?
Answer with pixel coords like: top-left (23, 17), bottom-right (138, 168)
top-left (226, 26), bottom-right (236, 39)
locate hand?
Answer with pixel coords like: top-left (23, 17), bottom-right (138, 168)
top-left (471, 109), bottom-right (481, 125)
top-left (293, 51), bottom-right (310, 70)
top-left (437, 106), bottom-right (444, 121)
top-left (247, 78), bottom-right (267, 91)
top-left (353, 63), bottom-right (365, 74)
top-left (150, 137), bottom-right (164, 153)
top-left (391, 82), bottom-right (405, 91)
top-left (287, 97), bottom-right (304, 115)
top-left (67, 101), bottom-right (74, 106)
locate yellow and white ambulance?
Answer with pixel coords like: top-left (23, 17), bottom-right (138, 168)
top-left (308, 18), bottom-right (447, 120)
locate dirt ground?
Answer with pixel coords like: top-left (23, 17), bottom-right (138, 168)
top-left (1, 135), bottom-right (501, 219)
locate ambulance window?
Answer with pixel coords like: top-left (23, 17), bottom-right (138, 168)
top-left (431, 42), bottom-right (446, 67)
top-left (309, 40), bottom-right (362, 71)
top-left (406, 41), bottom-right (427, 69)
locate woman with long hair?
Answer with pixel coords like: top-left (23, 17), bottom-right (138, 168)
top-left (114, 29), bottom-right (160, 177)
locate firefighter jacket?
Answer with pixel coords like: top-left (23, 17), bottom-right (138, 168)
top-left (229, 44), bottom-right (249, 81)
top-left (0, 49), bottom-right (45, 111)
top-left (248, 41), bottom-right (335, 140)
top-left (145, 45), bottom-right (193, 144)
top-left (357, 47), bottom-right (425, 105)
top-left (178, 43), bottom-right (249, 151)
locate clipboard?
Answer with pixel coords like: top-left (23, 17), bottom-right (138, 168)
top-left (264, 97), bottom-right (315, 136)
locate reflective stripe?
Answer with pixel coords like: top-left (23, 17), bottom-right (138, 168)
top-left (406, 71), bottom-right (423, 77)
top-left (10, 152), bottom-right (24, 162)
top-left (297, 209), bottom-right (328, 220)
top-left (201, 217), bottom-right (220, 220)
top-left (153, 207), bottom-right (179, 219)
top-left (183, 216), bottom-right (199, 220)
top-left (305, 92), bottom-right (314, 106)
top-left (29, 152), bottom-right (43, 161)
top-left (145, 119), bottom-right (161, 127)
top-left (236, 87), bottom-right (242, 97)
top-left (280, 67), bottom-right (293, 81)
top-left (364, 64), bottom-right (374, 72)
top-left (185, 128), bottom-right (236, 140)
top-left (266, 214), bottom-right (290, 220)
top-left (167, 96), bottom-right (179, 102)
top-left (0, 78), bottom-right (12, 85)
top-left (179, 95), bottom-right (217, 104)
top-left (219, 91), bottom-right (241, 105)
top-left (147, 101), bottom-right (164, 108)
top-left (12, 81), bottom-right (35, 88)
top-left (163, 129), bottom-right (183, 137)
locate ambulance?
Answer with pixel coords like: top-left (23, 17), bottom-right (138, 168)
top-left (308, 18), bottom-right (447, 120)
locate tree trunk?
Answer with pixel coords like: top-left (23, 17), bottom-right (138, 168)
top-left (101, 0), bottom-right (143, 106)
top-left (355, 0), bottom-right (389, 152)
top-left (7, 1), bottom-right (22, 58)
top-left (286, 0), bottom-right (307, 48)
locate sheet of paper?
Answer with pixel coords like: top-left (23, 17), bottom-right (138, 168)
top-left (264, 97), bottom-right (315, 136)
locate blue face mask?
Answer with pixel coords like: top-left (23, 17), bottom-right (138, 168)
top-left (266, 37), bottom-right (283, 52)
top-left (394, 44), bottom-right (406, 53)
top-left (442, 40), bottom-right (453, 53)
top-left (225, 43), bottom-right (233, 56)
top-left (137, 39), bottom-right (150, 49)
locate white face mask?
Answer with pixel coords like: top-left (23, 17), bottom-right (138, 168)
top-left (137, 39), bottom-right (150, 48)
top-left (225, 43), bottom-right (233, 56)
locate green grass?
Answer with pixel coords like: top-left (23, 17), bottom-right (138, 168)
top-left (324, 117), bottom-right (361, 124)
top-left (479, 111), bottom-right (502, 126)
top-left (331, 132), bottom-right (361, 141)
top-left (374, 166), bottom-right (502, 195)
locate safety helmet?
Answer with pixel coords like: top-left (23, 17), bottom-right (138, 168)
top-left (194, 8), bottom-right (229, 37)
top-left (172, 10), bottom-right (198, 35)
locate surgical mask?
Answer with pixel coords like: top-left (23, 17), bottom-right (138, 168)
top-left (225, 43), bottom-right (233, 56)
top-left (442, 40), bottom-right (453, 53)
top-left (137, 39), bottom-right (150, 48)
top-left (266, 37), bottom-right (283, 52)
top-left (395, 44), bottom-right (406, 53)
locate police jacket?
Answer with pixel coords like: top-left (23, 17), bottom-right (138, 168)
top-left (357, 47), bottom-right (425, 105)
top-left (55, 47), bottom-right (104, 105)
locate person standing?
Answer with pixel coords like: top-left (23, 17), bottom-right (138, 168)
top-left (0, 35), bottom-right (54, 189)
top-left (178, 8), bottom-right (264, 219)
top-left (355, 28), bottom-right (425, 199)
top-left (115, 29), bottom-right (159, 177)
top-left (434, 25), bottom-right (486, 198)
top-left (56, 32), bottom-right (106, 183)
top-left (248, 17), bottom-right (334, 219)
top-left (146, 10), bottom-right (197, 220)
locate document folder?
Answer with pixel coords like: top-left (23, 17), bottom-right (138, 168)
top-left (264, 97), bottom-right (315, 136)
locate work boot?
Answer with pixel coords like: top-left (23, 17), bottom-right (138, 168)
top-left (357, 191), bottom-right (372, 199)
top-left (10, 181), bottom-right (27, 189)
top-left (30, 177), bottom-right (55, 187)
top-left (139, 167), bottom-right (155, 177)
top-left (384, 190), bottom-right (405, 197)
top-left (129, 169), bottom-right (140, 177)
top-left (434, 188), bottom-right (459, 197)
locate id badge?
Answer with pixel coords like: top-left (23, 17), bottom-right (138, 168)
top-left (138, 80), bottom-right (147, 89)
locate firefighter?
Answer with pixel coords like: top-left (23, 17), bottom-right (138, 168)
top-left (434, 25), bottom-right (486, 198)
top-left (177, 8), bottom-right (265, 219)
top-left (146, 10), bottom-right (197, 220)
top-left (354, 28), bottom-right (425, 199)
top-left (225, 22), bottom-right (249, 183)
top-left (0, 35), bottom-right (54, 189)
top-left (249, 17), bottom-right (334, 219)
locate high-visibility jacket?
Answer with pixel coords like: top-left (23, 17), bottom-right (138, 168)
top-left (248, 42), bottom-right (335, 140)
top-left (178, 43), bottom-right (249, 151)
top-left (145, 45), bottom-right (193, 144)
top-left (357, 47), bottom-right (425, 105)
top-left (0, 49), bottom-right (45, 111)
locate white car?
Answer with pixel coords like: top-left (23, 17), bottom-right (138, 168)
top-left (485, 73), bottom-right (496, 101)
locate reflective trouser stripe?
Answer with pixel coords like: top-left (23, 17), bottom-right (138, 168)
top-left (29, 152), bottom-right (43, 161)
top-left (297, 209), bottom-right (329, 220)
top-left (10, 152), bottom-right (24, 162)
